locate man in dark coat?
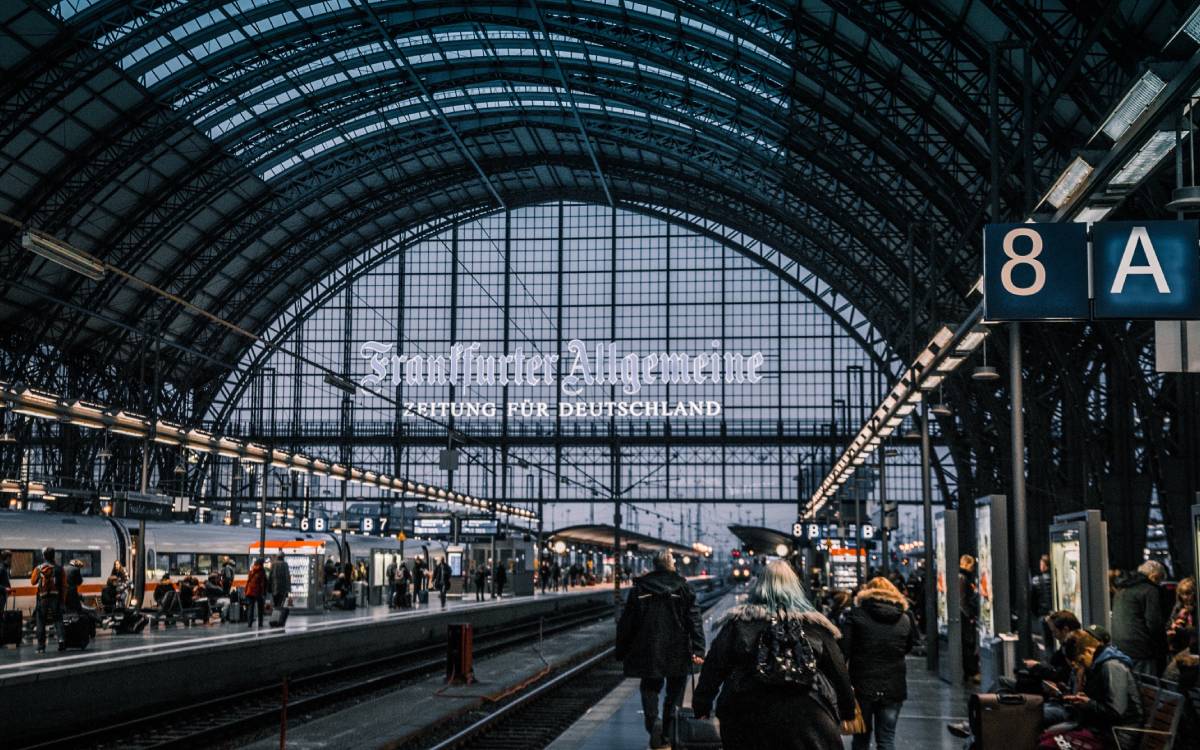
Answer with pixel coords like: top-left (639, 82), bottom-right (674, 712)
top-left (959, 555), bottom-right (981, 682)
top-left (615, 550), bottom-right (705, 748)
top-left (1060, 630), bottom-right (1143, 738)
top-left (269, 552), bottom-right (291, 609)
top-left (1110, 560), bottom-right (1168, 676)
top-left (492, 559), bottom-right (507, 599)
top-left (1030, 554), bottom-right (1053, 620)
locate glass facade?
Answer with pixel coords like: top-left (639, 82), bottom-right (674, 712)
top-left (204, 202), bottom-right (952, 546)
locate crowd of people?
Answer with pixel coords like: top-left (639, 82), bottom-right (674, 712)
top-left (614, 551), bottom-right (1199, 750)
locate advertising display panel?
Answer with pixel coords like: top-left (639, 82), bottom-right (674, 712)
top-left (935, 513), bottom-right (949, 637)
top-left (974, 495), bottom-right (1010, 640)
top-left (1049, 510), bottom-right (1109, 630)
top-left (1050, 529), bottom-right (1083, 616)
top-left (828, 548), bottom-right (864, 590)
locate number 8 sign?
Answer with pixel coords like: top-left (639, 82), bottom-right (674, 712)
top-left (984, 223), bottom-right (1090, 321)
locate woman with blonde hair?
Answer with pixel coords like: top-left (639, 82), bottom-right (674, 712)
top-left (693, 561), bottom-right (854, 749)
top-left (841, 576), bottom-right (917, 750)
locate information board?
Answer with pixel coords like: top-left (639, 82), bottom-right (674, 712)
top-left (460, 518), bottom-right (499, 536)
top-left (413, 517), bottom-right (452, 537)
top-left (1093, 221), bottom-right (1200, 319)
top-left (983, 222), bottom-right (1090, 321)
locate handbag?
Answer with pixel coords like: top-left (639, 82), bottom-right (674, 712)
top-left (840, 701), bottom-right (866, 736)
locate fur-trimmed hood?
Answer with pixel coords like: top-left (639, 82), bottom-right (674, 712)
top-left (718, 604), bottom-right (841, 639)
top-left (854, 586), bottom-right (908, 611)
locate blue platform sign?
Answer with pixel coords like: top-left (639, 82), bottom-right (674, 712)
top-left (983, 223), bottom-right (1089, 321)
top-left (1092, 221), bottom-right (1200, 319)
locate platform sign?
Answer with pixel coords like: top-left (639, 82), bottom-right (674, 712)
top-left (983, 223), bottom-right (1090, 321)
top-left (1093, 221), bottom-right (1200, 319)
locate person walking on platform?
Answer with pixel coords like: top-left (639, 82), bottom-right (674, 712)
top-left (270, 552), bottom-right (291, 609)
top-left (1111, 560), bottom-right (1168, 676)
top-left (840, 576), bottom-right (917, 750)
top-left (398, 562), bottom-right (413, 608)
top-left (473, 562), bottom-right (488, 602)
top-left (386, 558), bottom-right (398, 608)
top-left (413, 556), bottom-right (428, 595)
top-left (221, 556), bottom-right (236, 597)
top-left (551, 560), bottom-right (562, 592)
top-left (30, 547), bottom-right (67, 653)
top-left (959, 554), bottom-right (981, 683)
top-left (433, 557), bottom-right (452, 608)
top-left (693, 560), bottom-right (854, 750)
top-left (1030, 554), bottom-right (1053, 621)
top-left (615, 550), bottom-right (705, 748)
top-left (492, 559), bottom-right (507, 599)
top-left (244, 557), bottom-right (268, 628)
top-left (64, 558), bottom-right (84, 613)
top-left (540, 558), bottom-right (550, 594)
top-left (0, 549), bottom-right (11, 613)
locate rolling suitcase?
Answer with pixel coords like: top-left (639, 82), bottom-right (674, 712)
top-left (61, 614), bottom-right (92, 650)
top-left (417, 589), bottom-right (429, 605)
top-left (224, 602), bottom-right (244, 623)
top-left (672, 667), bottom-right (721, 750)
top-left (269, 605), bottom-right (289, 628)
top-left (970, 692), bottom-right (1043, 750)
top-left (1, 598), bottom-right (22, 646)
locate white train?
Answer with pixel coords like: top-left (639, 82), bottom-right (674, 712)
top-left (0, 511), bottom-right (447, 614)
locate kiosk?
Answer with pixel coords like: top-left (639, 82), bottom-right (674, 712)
top-left (251, 539), bottom-right (325, 612)
top-left (1049, 510), bottom-right (1110, 631)
top-left (976, 495), bottom-right (1014, 688)
top-left (934, 509), bottom-right (962, 686)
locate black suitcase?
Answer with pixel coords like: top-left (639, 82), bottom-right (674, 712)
top-left (269, 606), bottom-right (289, 627)
top-left (114, 610), bottom-right (148, 634)
top-left (969, 692), bottom-right (1043, 750)
top-left (1, 599), bottom-right (22, 646)
top-left (61, 614), bottom-right (92, 650)
top-left (670, 707), bottom-right (721, 750)
top-left (417, 589), bottom-right (429, 605)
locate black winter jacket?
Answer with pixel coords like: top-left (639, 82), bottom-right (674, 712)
top-left (1110, 572), bottom-right (1167, 662)
top-left (614, 570), bottom-right (704, 679)
top-left (692, 605), bottom-right (855, 749)
top-left (1030, 572), bottom-right (1053, 618)
top-left (840, 587), bottom-right (917, 702)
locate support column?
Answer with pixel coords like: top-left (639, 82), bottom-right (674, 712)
top-left (922, 403), bottom-right (936, 671)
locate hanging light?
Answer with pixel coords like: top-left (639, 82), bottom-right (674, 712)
top-left (972, 337), bottom-right (1000, 381)
top-left (930, 385), bottom-right (952, 416)
top-left (97, 430), bottom-right (113, 460)
top-left (1167, 98), bottom-right (1200, 211)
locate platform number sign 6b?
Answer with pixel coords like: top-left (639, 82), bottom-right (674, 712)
top-left (984, 223), bottom-right (1090, 321)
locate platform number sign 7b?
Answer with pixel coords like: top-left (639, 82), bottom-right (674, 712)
top-left (984, 223), bottom-right (1090, 321)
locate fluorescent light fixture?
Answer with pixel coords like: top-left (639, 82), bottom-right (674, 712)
top-left (12, 406), bottom-right (57, 419)
top-left (1171, 5), bottom-right (1200, 44)
top-left (852, 455), bottom-right (867, 465)
top-left (67, 416), bottom-right (105, 429)
top-left (936, 354), bottom-right (967, 373)
top-left (931, 326), bottom-right (954, 350)
top-left (886, 415), bottom-right (903, 427)
top-left (1073, 205), bottom-right (1113, 224)
top-left (1098, 71), bottom-right (1167, 141)
top-left (896, 402), bottom-right (916, 416)
top-left (20, 230), bottom-right (105, 280)
top-left (1042, 156), bottom-right (1094, 208)
top-left (1110, 131), bottom-right (1181, 185)
top-left (920, 373), bottom-right (945, 391)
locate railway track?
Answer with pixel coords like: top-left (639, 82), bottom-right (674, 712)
top-left (417, 585), bottom-right (730, 750)
top-left (20, 602), bottom-right (613, 750)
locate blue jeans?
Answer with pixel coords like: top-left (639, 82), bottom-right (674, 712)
top-left (852, 698), bottom-right (902, 750)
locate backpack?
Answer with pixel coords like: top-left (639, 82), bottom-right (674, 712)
top-left (36, 563), bottom-right (61, 598)
top-left (753, 610), bottom-right (819, 690)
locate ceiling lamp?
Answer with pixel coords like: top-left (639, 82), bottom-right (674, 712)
top-left (1167, 103), bottom-right (1200, 211)
top-left (20, 230), bottom-right (105, 280)
top-left (973, 337), bottom-right (1001, 381)
top-left (930, 385), bottom-right (952, 417)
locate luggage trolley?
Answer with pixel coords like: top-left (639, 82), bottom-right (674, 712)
top-left (1048, 510), bottom-right (1110, 631)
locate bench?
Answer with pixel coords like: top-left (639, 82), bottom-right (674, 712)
top-left (1112, 676), bottom-right (1184, 750)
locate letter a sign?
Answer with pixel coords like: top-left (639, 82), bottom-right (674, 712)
top-left (1093, 221), bottom-right (1200, 319)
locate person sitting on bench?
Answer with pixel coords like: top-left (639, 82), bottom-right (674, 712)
top-left (153, 575), bottom-right (182, 619)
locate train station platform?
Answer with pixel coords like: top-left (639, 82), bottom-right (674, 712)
top-left (3, 584), bottom-right (622, 748)
top-left (549, 590), bottom-right (968, 750)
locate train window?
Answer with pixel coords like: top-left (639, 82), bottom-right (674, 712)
top-left (9, 550), bottom-right (36, 578)
top-left (195, 554), bottom-right (214, 573)
top-left (172, 553), bottom-right (195, 575)
top-left (233, 556), bottom-right (249, 574)
top-left (59, 551), bottom-right (100, 576)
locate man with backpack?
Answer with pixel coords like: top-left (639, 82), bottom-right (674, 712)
top-left (220, 556), bottom-right (236, 597)
top-left (30, 546), bottom-right (67, 653)
top-left (615, 550), bottom-right (705, 749)
top-left (385, 558), bottom-right (398, 608)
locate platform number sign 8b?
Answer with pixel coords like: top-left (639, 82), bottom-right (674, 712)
top-left (984, 223), bottom-right (1089, 321)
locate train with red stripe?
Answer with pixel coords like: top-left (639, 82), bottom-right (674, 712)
top-left (0, 511), bottom-right (438, 613)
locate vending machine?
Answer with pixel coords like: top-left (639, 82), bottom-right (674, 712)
top-left (934, 509), bottom-right (962, 685)
top-left (1049, 510), bottom-right (1110, 631)
top-left (975, 495), bottom-right (1014, 688)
